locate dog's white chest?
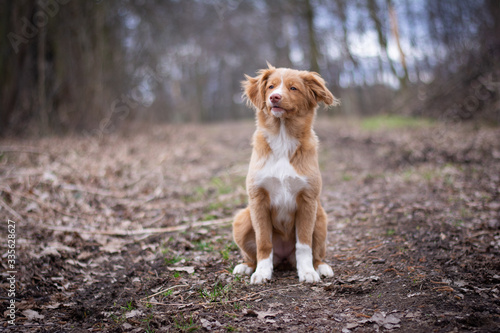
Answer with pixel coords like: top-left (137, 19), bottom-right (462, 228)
top-left (256, 157), bottom-right (307, 218)
top-left (255, 124), bottom-right (308, 222)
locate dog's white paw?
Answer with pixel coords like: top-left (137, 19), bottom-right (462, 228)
top-left (250, 270), bottom-right (273, 284)
top-left (298, 268), bottom-right (321, 283)
top-left (250, 257), bottom-right (273, 284)
top-left (233, 263), bottom-right (254, 276)
top-left (316, 264), bottom-right (334, 278)
top-left (250, 270), bottom-right (272, 284)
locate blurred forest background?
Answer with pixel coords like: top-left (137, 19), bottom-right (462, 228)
top-left (1, 0), bottom-right (499, 135)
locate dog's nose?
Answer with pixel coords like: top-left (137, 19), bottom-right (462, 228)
top-left (270, 93), bottom-right (281, 103)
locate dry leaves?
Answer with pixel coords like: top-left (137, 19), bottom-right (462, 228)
top-left (1, 119), bottom-right (499, 332)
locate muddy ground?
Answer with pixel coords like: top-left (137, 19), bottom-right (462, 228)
top-left (1, 117), bottom-right (499, 332)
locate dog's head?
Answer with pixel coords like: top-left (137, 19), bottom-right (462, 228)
top-left (242, 63), bottom-right (338, 119)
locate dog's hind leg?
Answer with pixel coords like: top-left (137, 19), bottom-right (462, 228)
top-left (232, 207), bottom-right (256, 275)
top-left (313, 203), bottom-right (334, 278)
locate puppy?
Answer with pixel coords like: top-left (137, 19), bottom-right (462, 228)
top-left (233, 64), bottom-right (338, 284)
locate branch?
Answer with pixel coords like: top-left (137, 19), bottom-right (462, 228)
top-left (0, 198), bottom-right (23, 221)
top-left (43, 217), bottom-right (233, 236)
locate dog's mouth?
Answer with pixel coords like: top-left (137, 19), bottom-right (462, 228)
top-left (270, 106), bottom-right (288, 118)
top-left (271, 106), bottom-right (287, 113)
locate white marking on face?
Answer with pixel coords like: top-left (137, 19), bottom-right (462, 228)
top-left (251, 250), bottom-right (273, 284)
top-left (268, 69), bottom-right (288, 117)
top-left (271, 71), bottom-right (286, 97)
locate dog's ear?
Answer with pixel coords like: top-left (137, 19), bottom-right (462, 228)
top-left (242, 67), bottom-right (274, 110)
top-left (302, 72), bottom-right (339, 107)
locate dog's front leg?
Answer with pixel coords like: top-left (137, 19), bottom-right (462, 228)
top-left (248, 193), bottom-right (273, 284)
top-left (295, 194), bottom-right (321, 283)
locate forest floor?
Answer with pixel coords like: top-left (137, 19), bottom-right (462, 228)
top-left (1, 116), bottom-right (500, 332)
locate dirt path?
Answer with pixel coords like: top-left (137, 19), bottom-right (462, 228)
top-left (1, 117), bottom-right (499, 332)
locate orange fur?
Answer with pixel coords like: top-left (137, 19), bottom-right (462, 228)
top-left (233, 64), bottom-right (338, 283)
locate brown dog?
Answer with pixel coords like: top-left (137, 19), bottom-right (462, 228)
top-left (233, 64), bottom-right (338, 283)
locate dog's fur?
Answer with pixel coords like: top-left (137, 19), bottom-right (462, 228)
top-left (232, 64), bottom-right (338, 284)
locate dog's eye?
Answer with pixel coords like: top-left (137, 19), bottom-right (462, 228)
top-left (290, 87), bottom-right (297, 91)
top-left (268, 85), bottom-right (274, 89)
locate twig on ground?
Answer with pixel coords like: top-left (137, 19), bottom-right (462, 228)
top-left (0, 146), bottom-right (52, 156)
top-left (43, 217), bottom-right (233, 236)
top-left (140, 284), bottom-right (190, 301)
top-left (60, 183), bottom-right (129, 199)
top-left (1, 188), bottom-right (82, 220)
top-left (430, 280), bottom-right (449, 285)
top-left (0, 198), bottom-right (23, 221)
top-left (142, 213), bottom-right (167, 227)
top-left (140, 283), bottom-right (304, 307)
top-left (433, 286), bottom-right (454, 292)
top-left (384, 268), bottom-right (403, 276)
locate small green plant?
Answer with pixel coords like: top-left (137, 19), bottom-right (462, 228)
top-left (173, 272), bottom-right (181, 278)
top-left (200, 282), bottom-right (231, 302)
top-left (227, 241), bottom-right (238, 251)
top-left (342, 172), bottom-right (353, 181)
top-left (386, 228), bottom-right (396, 236)
top-left (220, 242), bottom-right (238, 261)
top-left (143, 314), bottom-right (155, 333)
top-left (111, 313), bottom-right (126, 324)
top-left (211, 177), bottom-right (232, 195)
top-left (163, 289), bottom-right (173, 297)
top-left (121, 300), bottom-right (134, 312)
top-left (207, 201), bottom-right (225, 210)
top-left (193, 240), bottom-right (214, 252)
top-left (203, 214), bottom-right (218, 221)
top-left (220, 248), bottom-right (230, 261)
top-left (233, 273), bottom-right (242, 282)
top-left (165, 255), bottom-right (184, 265)
top-left (173, 313), bottom-right (199, 332)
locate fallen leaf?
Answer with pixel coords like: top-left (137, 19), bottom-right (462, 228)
top-left (125, 309), bottom-right (143, 318)
top-left (122, 323), bottom-right (133, 330)
top-left (242, 309), bottom-right (258, 317)
top-left (200, 318), bottom-right (221, 330)
top-left (41, 302), bottom-right (61, 310)
top-left (167, 266), bottom-right (195, 274)
top-left (358, 311), bottom-right (401, 330)
top-left (25, 202), bottom-right (39, 212)
top-left (77, 251), bottom-right (93, 260)
top-left (346, 322), bottom-right (359, 329)
top-left (268, 302), bottom-right (284, 308)
top-left (405, 311), bottom-right (421, 319)
top-left (101, 239), bottom-right (125, 253)
top-left (22, 309), bottom-right (45, 320)
top-left (255, 309), bottom-right (282, 321)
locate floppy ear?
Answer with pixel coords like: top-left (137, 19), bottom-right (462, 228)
top-left (302, 72), bottom-right (339, 107)
top-left (241, 66), bottom-right (275, 110)
top-left (242, 74), bottom-right (262, 109)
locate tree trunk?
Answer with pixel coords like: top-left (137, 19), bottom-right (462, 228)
top-left (388, 3), bottom-right (408, 86)
top-left (38, 23), bottom-right (48, 134)
top-left (304, 0), bottom-right (320, 73)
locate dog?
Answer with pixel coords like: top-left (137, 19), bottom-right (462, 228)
top-left (232, 63), bottom-right (338, 284)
